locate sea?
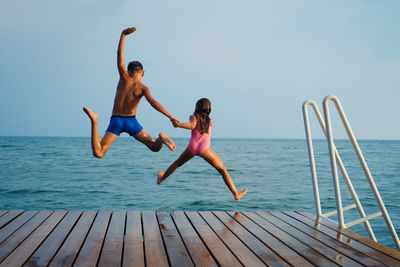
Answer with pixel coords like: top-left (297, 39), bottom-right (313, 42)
top-left (0, 137), bottom-right (399, 249)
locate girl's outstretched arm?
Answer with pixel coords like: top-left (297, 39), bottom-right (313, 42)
top-left (173, 115), bottom-right (197, 130)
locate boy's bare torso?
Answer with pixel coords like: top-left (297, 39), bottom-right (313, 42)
top-left (112, 76), bottom-right (147, 116)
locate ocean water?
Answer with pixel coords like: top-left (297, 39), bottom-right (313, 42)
top-left (0, 137), bottom-right (399, 249)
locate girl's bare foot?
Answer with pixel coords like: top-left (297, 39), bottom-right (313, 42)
top-left (159, 133), bottom-right (176, 151)
top-left (83, 107), bottom-right (99, 122)
top-left (157, 171), bottom-right (165, 185)
top-left (234, 188), bottom-right (247, 200)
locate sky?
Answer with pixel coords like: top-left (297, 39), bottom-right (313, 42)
top-left (0, 0), bottom-right (399, 139)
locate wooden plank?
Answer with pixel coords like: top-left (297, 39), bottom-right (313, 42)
top-left (242, 211), bottom-right (339, 266)
top-left (97, 211), bottom-right (126, 267)
top-left (185, 211), bottom-right (242, 266)
top-left (0, 211), bottom-right (52, 263)
top-left (297, 211), bottom-right (400, 262)
top-left (49, 211), bottom-right (97, 267)
top-left (171, 211), bottom-right (217, 267)
top-left (0, 211), bottom-right (38, 244)
top-left (272, 211), bottom-right (383, 266)
top-left (0, 210), bottom-right (67, 267)
top-left (213, 211), bottom-right (290, 267)
top-left (74, 210), bottom-right (111, 267)
top-left (285, 211), bottom-right (400, 266)
top-left (25, 210), bottom-right (82, 267)
top-left (0, 211), bottom-right (8, 218)
top-left (157, 211), bottom-right (194, 267)
top-left (0, 209), bottom-right (397, 267)
top-left (142, 211), bottom-right (169, 267)
top-left (199, 211), bottom-right (265, 266)
top-left (227, 211), bottom-right (313, 267)
top-left (257, 211), bottom-right (364, 266)
top-left (0, 210), bottom-right (23, 229)
top-left (123, 211), bottom-right (144, 267)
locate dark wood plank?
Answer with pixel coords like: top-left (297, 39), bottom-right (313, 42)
top-left (49, 211), bottom-right (97, 267)
top-left (272, 211), bottom-right (383, 266)
top-left (0, 209), bottom-right (396, 267)
top-left (25, 210), bottom-right (82, 267)
top-left (171, 211), bottom-right (217, 267)
top-left (227, 211), bottom-right (313, 267)
top-left (213, 211), bottom-right (290, 267)
top-left (185, 211), bottom-right (243, 266)
top-left (97, 211), bottom-right (126, 267)
top-left (257, 211), bottom-right (364, 266)
top-left (1, 210), bottom-right (67, 267)
top-left (74, 210), bottom-right (111, 267)
top-left (157, 211), bottom-right (194, 267)
top-left (123, 211), bottom-right (144, 267)
top-left (0, 211), bottom-right (38, 244)
top-left (199, 211), bottom-right (266, 266)
top-left (0, 210), bottom-right (23, 229)
top-left (0, 211), bottom-right (52, 263)
top-left (285, 211), bottom-right (400, 267)
top-left (142, 211), bottom-right (169, 267)
top-left (242, 211), bottom-right (339, 266)
top-left (297, 211), bottom-right (400, 262)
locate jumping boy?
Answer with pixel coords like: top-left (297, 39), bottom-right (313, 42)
top-left (83, 27), bottom-right (176, 158)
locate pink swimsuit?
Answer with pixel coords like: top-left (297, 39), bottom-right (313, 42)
top-left (188, 118), bottom-right (213, 156)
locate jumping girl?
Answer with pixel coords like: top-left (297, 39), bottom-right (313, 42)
top-left (157, 98), bottom-right (247, 200)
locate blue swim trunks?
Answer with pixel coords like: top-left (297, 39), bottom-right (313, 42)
top-left (106, 115), bottom-right (143, 136)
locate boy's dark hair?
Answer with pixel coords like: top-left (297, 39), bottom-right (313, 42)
top-left (194, 98), bottom-right (212, 134)
top-left (127, 61), bottom-right (143, 74)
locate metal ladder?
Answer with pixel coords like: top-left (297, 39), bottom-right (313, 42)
top-left (302, 95), bottom-right (400, 250)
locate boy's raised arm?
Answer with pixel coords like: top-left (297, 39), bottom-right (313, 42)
top-left (117, 27), bottom-right (136, 76)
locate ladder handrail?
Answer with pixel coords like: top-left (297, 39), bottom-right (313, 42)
top-left (303, 95), bottom-right (400, 250)
top-left (303, 100), bottom-right (376, 240)
top-left (302, 100), bottom-right (323, 217)
top-left (323, 95), bottom-right (400, 250)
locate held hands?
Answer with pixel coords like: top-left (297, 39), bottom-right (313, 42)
top-left (122, 27), bottom-right (136, 36)
top-left (170, 118), bottom-right (180, 128)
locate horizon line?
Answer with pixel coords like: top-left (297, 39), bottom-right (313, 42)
top-left (1, 135), bottom-right (399, 141)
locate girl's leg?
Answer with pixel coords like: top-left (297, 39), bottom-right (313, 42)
top-left (157, 147), bottom-right (194, 184)
top-left (201, 148), bottom-right (247, 200)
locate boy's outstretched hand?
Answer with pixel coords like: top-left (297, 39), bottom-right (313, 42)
top-left (171, 118), bottom-right (180, 128)
top-left (122, 27), bottom-right (136, 35)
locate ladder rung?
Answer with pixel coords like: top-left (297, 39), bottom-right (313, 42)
top-left (345, 212), bottom-right (383, 229)
top-left (323, 203), bottom-right (356, 218)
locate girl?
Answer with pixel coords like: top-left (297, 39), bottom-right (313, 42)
top-left (157, 98), bottom-right (247, 200)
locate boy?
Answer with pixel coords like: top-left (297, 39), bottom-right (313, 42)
top-left (83, 27), bottom-right (176, 158)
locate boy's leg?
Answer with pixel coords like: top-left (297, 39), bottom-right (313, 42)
top-left (157, 147), bottom-right (194, 184)
top-left (83, 107), bottom-right (118, 158)
top-left (134, 129), bottom-right (175, 151)
top-left (201, 148), bottom-right (247, 200)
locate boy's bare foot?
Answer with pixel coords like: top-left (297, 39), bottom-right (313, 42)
top-left (83, 107), bottom-right (99, 122)
top-left (159, 133), bottom-right (176, 151)
top-left (157, 171), bottom-right (165, 185)
top-left (234, 188), bottom-right (247, 200)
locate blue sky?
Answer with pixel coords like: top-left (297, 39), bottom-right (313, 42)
top-left (0, 0), bottom-right (399, 139)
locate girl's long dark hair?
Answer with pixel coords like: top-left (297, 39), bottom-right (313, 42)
top-left (194, 98), bottom-right (211, 134)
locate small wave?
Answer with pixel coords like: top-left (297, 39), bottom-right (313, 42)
top-left (39, 151), bottom-right (62, 157)
top-left (86, 190), bottom-right (108, 194)
top-left (6, 189), bottom-right (63, 194)
top-left (186, 200), bottom-right (207, 206)
top-left (0, 144), bottom-right (17, 148)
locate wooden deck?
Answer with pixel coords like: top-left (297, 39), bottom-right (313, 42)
top-left (0, 210), bottom-right (399, 266)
